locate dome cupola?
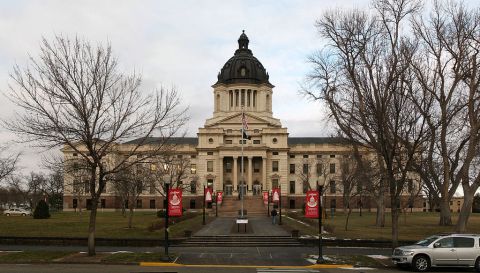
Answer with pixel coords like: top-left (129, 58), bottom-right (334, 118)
top-left (215, 31), bottom-right (272, 86)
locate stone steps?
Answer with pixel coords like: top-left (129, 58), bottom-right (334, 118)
top-left (181, 235), bottom-right (302, 247)
top-left (218, 196), bottom-right (266, 217)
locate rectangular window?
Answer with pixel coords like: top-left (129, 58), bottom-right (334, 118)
top-left (316, 154), bottom-right (322, 159)
top-left (207, 161), bottom-right (213, 172)
top-left (191, 164), bottom-right (197, 174)
top-left (190, 181), bottom-right (197, 194)
top-left (289, 154), bottom-right (295, 158)
top-left (190, 199), bottom-right (196, 209)
top-left (330, 163), bottom-right (336, 174)
top-left (241, 89), bottom-right (245, 106)
top-left (289, 181), bottom-right (295, 194)
top-left (226, 162), bottom-right (232, 173)
top-left (254, 161), bottom-right (260, 173)
top-left (330, 180), bottom-right (336, 194)
top-left (316, 163), bottom-right (322, 176)
top-left (225, 139), bottom-right (232, 144)
top-left (150, 182), bottom-right (155, 194)
top-left (289, 164), bottom-right (295, 174)
top-left (272, 179), bottom-right (279, 189)
top-left (330, 154), bottom-right (335, 158)
top-left (303, 164), bottom-right (309, 175)
top-left (330, 199), bottom-right (336, 208)
top-left (150, 199), bottom-right (156, 209)
top-left (273, 151), bottom-right (279, 155)
top-left (136, 199), bottom-right (142, 208)
top-left (235, 90), bottom-right (239, 106)
top-left (272, 161), bottom-right (279, 172)
top-left (207, 152), bottom-right (214, 155)
top-left (303, 155), bottom-right (308, 158)
top-left (253, 139), bottom-right (260, 144)
top-left (239, 140), bottom-right (246, 144)
top-left (407, 179), bottom-right (413, 192)
top-left (303, 182), bottom-right (309, 194)
top-left (191, 155), bottom-right (196, 159)
top-left (73, 199), bottom-right (78, 208)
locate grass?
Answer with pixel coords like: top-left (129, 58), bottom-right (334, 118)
top-left (0, 251), bottom-right (73, 263)
top-left (284, 211), bottom-right (480, 241)
top-left (0, 211), bottom-right (209, 239)
top-left (101, 252), bottom-right (173, 263)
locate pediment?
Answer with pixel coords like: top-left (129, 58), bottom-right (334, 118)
top-left (205, 113), bottom-right (281, 128)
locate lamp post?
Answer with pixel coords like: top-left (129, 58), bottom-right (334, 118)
top-left (202, 182), bottom-right (206, 225)
top-left (162, 163), bottom-right (171, 261)
top-left (317, 177), bottom-right (325, 264)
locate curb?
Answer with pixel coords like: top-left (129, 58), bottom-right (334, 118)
top-left (140, 262), bottom-right (353, 268)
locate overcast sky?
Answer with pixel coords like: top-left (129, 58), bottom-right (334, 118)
top-left (0, 0), bottom-right (477, 174)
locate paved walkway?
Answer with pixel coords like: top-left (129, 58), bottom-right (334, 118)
top-left (194, 216), bottom-right (289, 236)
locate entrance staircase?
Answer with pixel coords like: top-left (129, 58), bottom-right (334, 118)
top-left (218, 195), bottom-right (267, 217)
top-left (180, 235), bottom-right (302, 247)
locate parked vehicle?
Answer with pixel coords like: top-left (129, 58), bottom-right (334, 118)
top-left (3, 208), bottom-right (32, 216)
top-left (392, 234), bottom-right (480, 272)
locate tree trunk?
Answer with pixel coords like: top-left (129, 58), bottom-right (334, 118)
top-left (456, 194), bottom-right (474, 233)
top-left (87, 199), bottom-right (98, 256)
top-left (128, 206), bottom-right (134, 229)
top-left (375, 196), bottom-right (385, 227)
top-left (391, 204), bottom-right (399, 249)
top-left (345, 206), bottom-right (352, 231)
top-left (438, 198), bottom-right (453, 226)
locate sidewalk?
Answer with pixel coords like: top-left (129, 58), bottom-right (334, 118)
top-left (194, 216), bottom-right (289, 236)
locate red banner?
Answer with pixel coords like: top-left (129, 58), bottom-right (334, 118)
top-left (263, 191), bottom-right (269, 205)
top-left (205, 187), bottom-right (213, 203)
top-left (272, 188), bottom-right (280, 202)
top-left (168, 188), bottom-right (182, 217)
top-left (305, 190), bottom-right (319, 218)
top-left (217, 191), bottom-right (223, 204)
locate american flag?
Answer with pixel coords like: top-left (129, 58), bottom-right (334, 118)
top-left (242, 112), bottom-right (248, 130)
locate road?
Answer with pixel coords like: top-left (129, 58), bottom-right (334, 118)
top-left (0, 263), bottom-right (472, 273)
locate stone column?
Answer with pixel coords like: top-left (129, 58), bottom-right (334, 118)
top-left (218, 156), bottom-right (224, 192)
top-left (233, 157), bottom-right (238, 193)
top-left (262, 157), bottom-right (267, 191)
top-left (248, 157), bottom-right (253, 194)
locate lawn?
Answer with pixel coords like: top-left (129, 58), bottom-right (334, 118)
top-left (0, 211), bottom-right (209, 239)
top-left (283, 211), bottom-right (480, 241)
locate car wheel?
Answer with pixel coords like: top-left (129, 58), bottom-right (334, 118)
top-left (412, 255), bottom-right (430, 272)
top-left (6, 213), bottom-right (10, 216)
top-left (475, 257), bottom-right (480, 272)
top-left (22, 213), bottom-right (26, 216)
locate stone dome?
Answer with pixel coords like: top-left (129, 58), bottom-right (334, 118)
top-left (215, 31), bottom-right (272, 86)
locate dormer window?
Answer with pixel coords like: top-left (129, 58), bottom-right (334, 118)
top-left (240, 67), bottom-right (246, 77)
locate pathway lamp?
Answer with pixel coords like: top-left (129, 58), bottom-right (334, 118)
top-left (317, 177), bottom-right (325, 264)
top-left (202, 181), bottom-right (206, 225)
top-left (162, 163), bottom-right (171, 261)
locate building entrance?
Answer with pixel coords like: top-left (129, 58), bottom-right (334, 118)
top-left (225, 184), bottom-right (233, 196)
top-left (253, 183), bottom-right (261, 195)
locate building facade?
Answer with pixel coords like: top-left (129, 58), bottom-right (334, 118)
top-left (62, 32), bottom-right (423, 212)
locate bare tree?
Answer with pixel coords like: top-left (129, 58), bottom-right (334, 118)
top-left (338, 155), bottom-right (361, 230)
top-left (8, 172), bottom-right (46, 210)
top-left (111, 164), bottom-right (151, 228)
top-left (410, 1), bottom-right (480, 231)
top-left (4, 36), bottom-right (187, 256)
top-left (304, 0), bottom-right (427, 247)
top-left (0, 146), bottom-right (19, 183)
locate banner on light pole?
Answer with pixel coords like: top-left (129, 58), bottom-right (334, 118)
top-left (263, 191), bottom-right (269, 205)
top-left (272, 188), bottom-right (280, 202)
top-left (205, 187), bottom-right (213, 203)
top-left (305, 190), bottom-right (319, 218)
top-left (217, 191), bottom-right (223, 204)
top-left (168, 188), bottom-right (182, 217)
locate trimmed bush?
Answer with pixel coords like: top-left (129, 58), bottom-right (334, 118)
top-left (33, 200), bottom-right (51, 219)
top-left (156, 209), bottom-right (166, 218)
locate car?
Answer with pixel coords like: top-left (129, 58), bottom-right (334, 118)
top-left (392, 234), bottom-right (480, 272)
top-left (3, 208), bottom-right (32, 216)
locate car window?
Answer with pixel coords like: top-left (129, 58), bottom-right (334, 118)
top-left (416, 235), bottom-right (440, 246)
top-left (436, 237), bottom-right (454, 248)
top-left (454, 237), bottom-right (474, 248)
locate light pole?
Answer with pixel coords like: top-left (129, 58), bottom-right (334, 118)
top-left (162, 163), bottom-right (171, 261)
top-left (202, 182), bottom-right (206, 225)
top-left (317, 177), bottom-right (325, 264)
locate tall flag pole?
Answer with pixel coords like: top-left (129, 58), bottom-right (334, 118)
top-left (240, 106), bottom-right (245, 218)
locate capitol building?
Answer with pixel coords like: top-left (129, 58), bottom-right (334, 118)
top-left (62, 32), bottom-right (422, 213)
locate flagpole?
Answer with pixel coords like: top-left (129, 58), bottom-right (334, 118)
top-left (241, 106), bottom-right (244, 218)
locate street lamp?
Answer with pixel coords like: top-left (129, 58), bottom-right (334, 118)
top-left (162, 163), bottom-right (171, 261)
top-left (317, 177), bottom-right (325, 264)
top-left (202, 181), bottom-right (206, 225)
